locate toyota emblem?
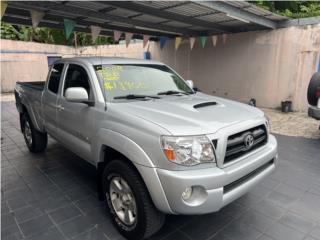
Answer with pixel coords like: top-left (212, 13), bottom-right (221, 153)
top-left (244, 134), bottom-right (254, 149)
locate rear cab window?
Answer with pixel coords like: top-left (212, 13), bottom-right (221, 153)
top-left (48, 63), bottom-right (64, 94)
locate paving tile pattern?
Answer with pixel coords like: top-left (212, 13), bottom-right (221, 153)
top-left (1, 100), bottom-right (320, 240)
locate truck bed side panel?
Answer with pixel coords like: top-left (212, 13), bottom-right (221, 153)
top-left (15, 82), bottom-right (45, 132)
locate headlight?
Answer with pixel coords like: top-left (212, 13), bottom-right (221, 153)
top-left (161, 135), bottom-right (216, 166)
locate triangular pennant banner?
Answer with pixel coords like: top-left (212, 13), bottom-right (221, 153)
top-left (189, 37), bottom-right (196, 50)
top-left (64, 18), bottom-right (76, 40)
top-left (125, 32), bottom-right (133, 47)
top-left (1, 1), bottom-right (7, 20)
top-left (175, 37), bottom-right (182, 50)
top-left (30, 10), bottom-right (45, 28)
top-left (222, 34), bottom-right (227, 44)
top-left (212, 36), bottom-right (218, 46)
top-left (143, 35), bottom-right (150, 48)
top-left (159, 36), bottom-right (167, 50)
top-left (113, 30), bottom-right (122, 42)
top-left (200, 36), bottom-right (207, 48)
top-left (90, 25), bottom-right (101, 42)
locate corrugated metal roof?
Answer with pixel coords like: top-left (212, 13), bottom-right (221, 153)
top-left (3, 0), bottom-right (297, 38)
top-left (166, 3), bottom-right (215, 17)
top-left (106, 8), bottom-right (140, 18)
top-left (136, 1), bottom-right (188, 10)
top-left (131, 14), bottom-right (168, 24)
top-left (65, 1), bottom-right (107, 11)
top-left (196, 13), bottom-right (234, 23)
top-left (48, 10), bottom-right (80, 19)
top-left (162, 20), bottom-right (193, 28)
top-left (219, 21), bottom-right (251, 27)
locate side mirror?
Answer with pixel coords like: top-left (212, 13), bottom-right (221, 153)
top-left (65, 87), bottom-right (94, 106)
top-left (186, 80), bottom-right (194, 89)
top-left (186, 80), bottom-right (200, 92)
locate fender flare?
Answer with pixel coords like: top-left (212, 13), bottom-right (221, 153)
top-left (93, 129), bottom-right (173, 213)
top-left (18, 98), bottom-right (42, 132)
top-left (93, 128), bottom-right (155, 167)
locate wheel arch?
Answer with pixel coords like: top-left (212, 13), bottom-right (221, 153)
top-left (97, 144), bottom-right (147, 201)
top-left (18, 102), bottom-right (42, 132)
top-left (94, 130), bottom-right (172, 213)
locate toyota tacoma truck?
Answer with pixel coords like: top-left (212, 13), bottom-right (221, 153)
top-left (15, 57), bottom-right (278, 239)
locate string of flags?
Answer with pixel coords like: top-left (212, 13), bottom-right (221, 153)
top-left (173, 34), bottom-right (227, 51)
top-left (90, 25), bottom-right (102, 42)
top-left (1, 5), bottom-right (228, 49)
top-left (1, 1), bottom-right (7, 20)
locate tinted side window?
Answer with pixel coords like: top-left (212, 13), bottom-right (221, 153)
top-left (48, 64), bottom-right (64, 94)
top-left (64, 64), bottom-right (92, 99)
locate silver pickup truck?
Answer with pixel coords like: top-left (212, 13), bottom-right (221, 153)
top-left (15, 57), bottom-right (278, 239)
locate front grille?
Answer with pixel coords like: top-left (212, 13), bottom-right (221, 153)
top-left (224, 125), bottom-right (267, 164)
top-left (224, 159), bottom-right (274, 194)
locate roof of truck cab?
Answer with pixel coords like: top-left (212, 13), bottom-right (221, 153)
top-left (59, 57), bottom-right (165, 66)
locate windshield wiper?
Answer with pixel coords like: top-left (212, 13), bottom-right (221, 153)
top-left (157, 90), bottom-right (190, 95)
top-left (113, 94), bottom-right (160, 100)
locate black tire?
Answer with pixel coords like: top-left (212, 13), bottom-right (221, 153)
top-left (102, 159), bottom-right (165, 240)
top-left (307, 72), bottom-right (320, 106)
top-left (21, 113), bottom-right (47, 153)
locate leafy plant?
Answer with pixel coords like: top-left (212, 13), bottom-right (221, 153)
top-left (1, 22), bottom-right (114, 46)
top-left (251, 1), bottom-right (320, 18)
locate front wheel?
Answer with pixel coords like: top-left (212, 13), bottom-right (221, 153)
top-left (21, 113), bottom-right (47, 153)
top-left (102, 159), bottom-right (165, 239)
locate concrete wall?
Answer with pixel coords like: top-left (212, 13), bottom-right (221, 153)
top-left (150, 25), bottom-right (320, 112)
top-left (0, 40), bottom-right (145, 92)
top-left (1, 25), bottom-right (319, 111)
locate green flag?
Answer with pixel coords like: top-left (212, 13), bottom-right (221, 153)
top-left (200, 36), bottom-right (207, 48)
top-left (1, 1), bottom-right (8, 20)
top-left (64, 18), bottom-right (76, 40)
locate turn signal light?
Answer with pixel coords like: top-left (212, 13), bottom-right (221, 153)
top-left (164, 149), bottom-right (175, 161)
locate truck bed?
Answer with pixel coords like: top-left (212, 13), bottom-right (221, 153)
top-left (16, 81), bottom-right (45, 91)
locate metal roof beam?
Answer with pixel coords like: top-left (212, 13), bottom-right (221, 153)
top-left (193, 1), bottom-right (277, 29)
top-left (8, 1), bottom-right (202, 36)
top-left (277, 16), bottom-right (320, 28)
top-left (104, 1), bottom-right (234, 33)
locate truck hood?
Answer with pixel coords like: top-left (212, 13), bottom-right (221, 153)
top-left (114, 92), bottom-right (265, 135)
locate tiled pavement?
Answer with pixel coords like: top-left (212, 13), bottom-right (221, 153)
top-left (1, 99), bottom-right (320, 240)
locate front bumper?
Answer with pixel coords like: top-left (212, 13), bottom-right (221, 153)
top-left (308, 106), bottom-right (320, 120)
top-left (155, 135), bottom-right (278, 214)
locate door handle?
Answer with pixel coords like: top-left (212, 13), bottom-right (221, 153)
top-left (56, 105), bottom-right (65, 111)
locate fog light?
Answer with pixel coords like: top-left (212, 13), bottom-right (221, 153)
top-left (182, 187), bottom-right (193, 200)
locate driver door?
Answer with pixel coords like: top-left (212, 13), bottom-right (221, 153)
top-left (56, 63), bottom-right (95, 162)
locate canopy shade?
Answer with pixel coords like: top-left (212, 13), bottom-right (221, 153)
top-left (2, 1), bottom-right (291, 39)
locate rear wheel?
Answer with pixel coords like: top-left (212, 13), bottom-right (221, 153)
top-left (21, 113), bottom-right (47, 153)
top-left (102, 159), bottom-right (165, 239)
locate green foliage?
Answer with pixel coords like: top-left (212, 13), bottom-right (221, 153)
top-left (0, 22), bottom-right (114, 46)
top-left (252, 1), bottom-right (320, 18)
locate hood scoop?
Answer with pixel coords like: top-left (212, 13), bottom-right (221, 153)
top-left (193, 101), bottom-right (217, 109)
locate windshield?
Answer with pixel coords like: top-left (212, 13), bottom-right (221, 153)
top-left (94, 64), bottom-right (194, 101)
